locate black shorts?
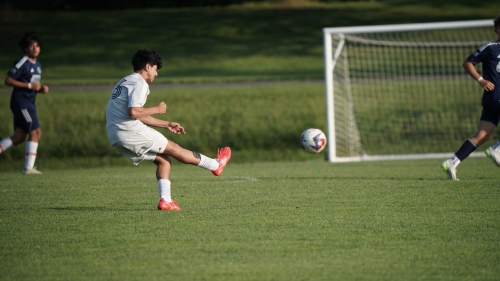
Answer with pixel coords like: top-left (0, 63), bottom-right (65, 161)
top-left (480, 106), bottom-right (500, 126)
top-left (10, 103), bottom-right (40, 133)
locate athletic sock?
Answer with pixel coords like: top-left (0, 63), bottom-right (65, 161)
top-left (158, 179), bottom-right (172, 202)
top-left (196, 154), bottom-right (219, 170)
top-left (454, 138), bottom-right (477, 161)
top-left (491, 140), bottom-right (500, 151)
top-left (448, 155), bottom-right (461, 167)
top-left (24, 141), bottom-right (38, 170)
top-left (0, 137), bottom-right (13, 153)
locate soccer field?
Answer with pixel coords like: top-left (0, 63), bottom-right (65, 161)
top-left (1, 158), bottom-right (499, 281)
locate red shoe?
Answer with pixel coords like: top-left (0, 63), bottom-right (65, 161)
top-left (157, 198), bottom-right (181, 211)
top-left (211, 147), bottom-right (231, 176)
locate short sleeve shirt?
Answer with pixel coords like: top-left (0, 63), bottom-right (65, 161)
top-left (466, 41), bottom-right (500, 108)
top-left (106, 73), bottom-right (150, 145)
top-left (7, 55), bottom-right (42, 106)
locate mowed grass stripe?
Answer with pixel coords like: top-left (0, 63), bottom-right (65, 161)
top-left (1, 159), bottom-right (499, 280)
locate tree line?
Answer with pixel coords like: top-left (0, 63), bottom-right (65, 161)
top-left (5, 0), bottom-right (359, 11)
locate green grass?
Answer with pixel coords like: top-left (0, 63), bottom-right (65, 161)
top-left (1, 3), bottom-right (499, 280)
top-left (0, 83), bottom-right (328, 163)
top-left (0, 1), bottom-right (497, 85)
top-left (1, 81), bottom-right (498, 162)
top-left (1, 158), bottom-right (499, 280)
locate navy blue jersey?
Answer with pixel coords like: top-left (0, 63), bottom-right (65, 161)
top-left (7, 55), bottom-right (43, 105)
top-left (467, 41), bottom-right (500, 109)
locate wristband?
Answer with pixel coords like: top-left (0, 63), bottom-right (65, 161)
top-left (28, 83), bottom-right (32, 89)
top-left (477, 76), bottom-right (484, 82)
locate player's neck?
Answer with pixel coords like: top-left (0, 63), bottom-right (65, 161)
top-left (27, 56), bottom-right (37, 63)
top-left (135, 70), bottom-right (148, 82)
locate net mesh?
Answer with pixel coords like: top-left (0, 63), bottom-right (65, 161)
top-left (331, 27), bottom-right (497, 157)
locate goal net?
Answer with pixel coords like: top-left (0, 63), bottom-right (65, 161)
top-left (323, 19), bottom-right (495, 162)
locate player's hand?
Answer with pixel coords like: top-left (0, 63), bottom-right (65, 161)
top-left (156, 102), bottom-right (167, 114)
top-left (31, 82), bottom-right (42, 91)
top-left (39, 84), bottom-right (49, 94)
top-left (167, 122), bottom-right (186, 134)
top-left (479, 79), bottom-right (495, 91)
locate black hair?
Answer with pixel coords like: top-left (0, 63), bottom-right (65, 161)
top-left (495, 15), bottom-right (500, 29)
top-left (19, 32), bottom-right (43, 52)
top-left (132, 49), bottom-right (163, 71)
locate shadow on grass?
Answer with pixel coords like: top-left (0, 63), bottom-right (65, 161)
top-left (47, 206), bottom-right (148, 211)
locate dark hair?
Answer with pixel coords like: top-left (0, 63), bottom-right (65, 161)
top-left (19, 32), bottom-right (43, 52)
top-left (495, 15), bottom-right (500, 29)
top-left (132, 49), bottom-right (163, 71)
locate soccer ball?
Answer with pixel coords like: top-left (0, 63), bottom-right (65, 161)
top-left (300, 128), bottom-right (327, 153)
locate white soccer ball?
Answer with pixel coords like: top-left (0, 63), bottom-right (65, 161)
top-left (300, 128), bottom-right (327, 153)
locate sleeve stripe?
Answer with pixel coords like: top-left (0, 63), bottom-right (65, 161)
top-left (15, 56), bottom-right (29, 69)
top-left (477, 41), bottom-right (499, 53)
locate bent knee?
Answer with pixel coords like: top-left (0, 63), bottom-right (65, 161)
top-left (154, 154), bottom-right (172, 165)
top-left (29, 128), bottom-right (42, 140)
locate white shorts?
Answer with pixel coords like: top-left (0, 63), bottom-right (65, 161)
top-left (111, 127), bottom-right (168, 166)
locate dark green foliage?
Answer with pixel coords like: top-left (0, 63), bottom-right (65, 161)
top-left (0, 2), bottom-right (497, 85)
top-left (2, 0), bottom-right (253, 11)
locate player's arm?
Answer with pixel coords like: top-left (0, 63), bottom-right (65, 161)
top-left (4, 76), bottom-right (48, 93)
top-left (128, 102), bottom-right (166, 119)
top-left (463, 59), bottom-right (495, 91)
top-left (138, 116), bottom-right (186, 134)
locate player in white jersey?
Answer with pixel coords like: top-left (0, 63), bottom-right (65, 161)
top-left (106, 49), bottom-right (231, 211)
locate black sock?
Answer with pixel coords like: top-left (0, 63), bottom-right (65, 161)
top-left (455, 139), bottom-right (478, 161)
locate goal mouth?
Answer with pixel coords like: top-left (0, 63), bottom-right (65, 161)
top-left (323, 19), bottom-right (495, 162)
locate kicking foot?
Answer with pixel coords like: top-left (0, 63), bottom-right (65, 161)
top-left (441, 160), bottom-right (458, 181)
top-left (211, 147), bottom-right (231, 176)
top-left (157, 198), bottom-right (181, 211)
top-left (485, 148), bottom-right (500, 166)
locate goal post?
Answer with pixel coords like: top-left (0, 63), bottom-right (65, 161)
top-left (323, 19), bottom-right (495, 162)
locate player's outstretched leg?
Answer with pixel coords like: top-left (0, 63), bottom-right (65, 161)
top-left (211, 147), bottom-right (231, 176)
top-left (162, 141), bottom-right (231, 176)
top-left (441, 159), bottom-right (459, 181)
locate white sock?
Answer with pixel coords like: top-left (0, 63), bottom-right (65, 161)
top-left (158, 179), bottom-right (172, 202)
top-left (492, 140), bottom-right (500, 151)
top-left (448, 155), bottom-right (461, 167)
top-left (197, 154), bottom-right (219, 170)
top-left (24, 141), bottom-right (38, 170)
top-left (0, 137), bottom-right (13, 153)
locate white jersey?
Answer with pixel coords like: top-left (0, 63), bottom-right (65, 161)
top-left (106, 72), bottom-right (150, 145)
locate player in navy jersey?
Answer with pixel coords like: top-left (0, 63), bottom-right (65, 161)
top-left (442, 15), bottom-right (500, 180)
top-left (0, 32), bottom-right (49, 174)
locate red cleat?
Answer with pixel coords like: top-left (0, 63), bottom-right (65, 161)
top-left (157, 198), bottom-right (181, 211)
top-left (211, 147), bottom-right (231, 176)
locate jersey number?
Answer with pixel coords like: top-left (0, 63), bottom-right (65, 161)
top-left (111, 86), bottom-right (124, 99)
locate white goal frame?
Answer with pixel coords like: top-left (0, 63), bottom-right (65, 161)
top-left (323, 19), bottom-right (493, 162)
